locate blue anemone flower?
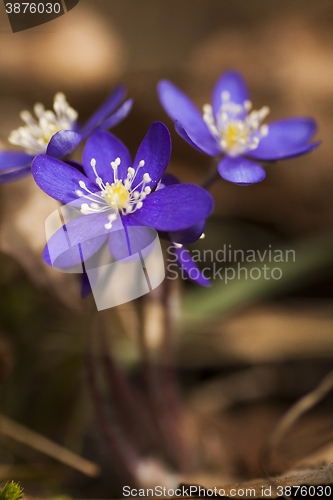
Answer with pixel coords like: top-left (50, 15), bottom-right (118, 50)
top-left (31, 122), bottom-right (214, 270)
top-left (0, 84), bottom-right (132, 184)
top-left (158, 70), bottom-right (320, 185)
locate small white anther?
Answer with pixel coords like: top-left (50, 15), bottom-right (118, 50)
top-left (203, 104), bottom-right (212, 113)
top-left (81, 203), bottom-right (90, 214)
top-left (221, 91), bottom-right (230, 101)
top-left (200, 233), bottom-right (205, 239)
top-left (261, 124), bottom-right (269, 136)
top-left (173, 243), bottom-right (183, 248)
top-left (90, 158), bottom-right (96, 168)
top-left (79, 180), bottom-right (86, 189)
top-left (244, 100), bottom-right (252, 112)
top-left (144, 186), bottom-right (151, 194)
top-left (138, 160), bottom-right (145, 168)
top-left (260, 106), bottom-right (270, 118)
top-left (75, 190), bottom-right (84, 197)
top-left (55, 92), bottom-right (66, 102)
top-left (143, 173), bottom-right (151, 183)
top-left (136, 202), bottom-right (143, 210)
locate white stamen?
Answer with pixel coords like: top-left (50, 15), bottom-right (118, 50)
top-left (9, 93), bottom-right (78, 155)
top-left (203, 93), bottom-right (270, 156)
top-left (78, 157), bottom-right (153, 219)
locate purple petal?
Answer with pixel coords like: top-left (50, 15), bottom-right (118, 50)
top-left (0, 166), bottom-right (31, 184)
top-left (174, 120), bottom-right (221, 155)
top-left (32, 154), bottom-right (98, 203)
top-left (169, 219), bottom-right (206, 245)
top-left (247, 117), bottom-right (320, 160)
top-left (65, 160), bottom-right (85, 175)
top-left (161, 173), bottom-right (180, 186)
top-left (79, 84), bottom-right (126, 137)
top-left (45, 213), bottom-right (109, 268)
top-left (82, 130), bottom-right (132, 185)
top-left (172, 246), bottom-right (210, 287)
top-left (212, 70), bottom-right (250, 120)
top-left (218, 156), bottom-right (266, 185)
top-left (0, 151), bottom-right (34, 171)
top-left (93, 99), bottom-right (133, 134)
top-left (46, 130), bottom-right (82, 159)
top-left (158, 80), bottom-right (220, 155)
top-left (133, 183), bottom-right (214, 232)
top-left (131, 122), bottom-right (171, 192)
top-left (108, 216), bottom-right (156, 261)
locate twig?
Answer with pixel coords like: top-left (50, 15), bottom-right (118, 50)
top-left (0, 413), bottom-right (99, 477)
top-left (261, 368), bottom-right (333, 478)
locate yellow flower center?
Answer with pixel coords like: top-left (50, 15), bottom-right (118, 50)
top-left (77, 157), bottom-right (152, 229)
top-left (42, 127), bottom-right (61, 144)
top-left (223, 123), bottom-right (248, 153)
top-left (203, 92), bottom-right (270, 156)
top-left (102, 181), bottom-right (130, 210)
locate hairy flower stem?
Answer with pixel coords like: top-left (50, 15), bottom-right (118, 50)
top-left (137, 295), bottom-right (182, 468)
top-left (99, 325), bottom-right (161, 453)
top-left (160, 267), bottom-right (191, 473)
top-left (86, 315), bottom-right (139, 484)
top-left (201, 157), bottom-right (221, 190)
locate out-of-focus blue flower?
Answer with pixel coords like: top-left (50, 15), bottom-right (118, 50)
top-left (0, 85), bottom-right (132, 184)
top-left (158, 71), bottom-right (320, 185)
top-left (158, 173), bottom-right (210, 287)
top-left (32, 122), bottom-right (214, 272)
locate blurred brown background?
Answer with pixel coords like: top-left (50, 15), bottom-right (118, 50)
top-left (0, 0), bottom-right (333, 497)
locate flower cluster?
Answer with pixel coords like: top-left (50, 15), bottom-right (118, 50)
top-left (0, 71), bottom-right (320, 291)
